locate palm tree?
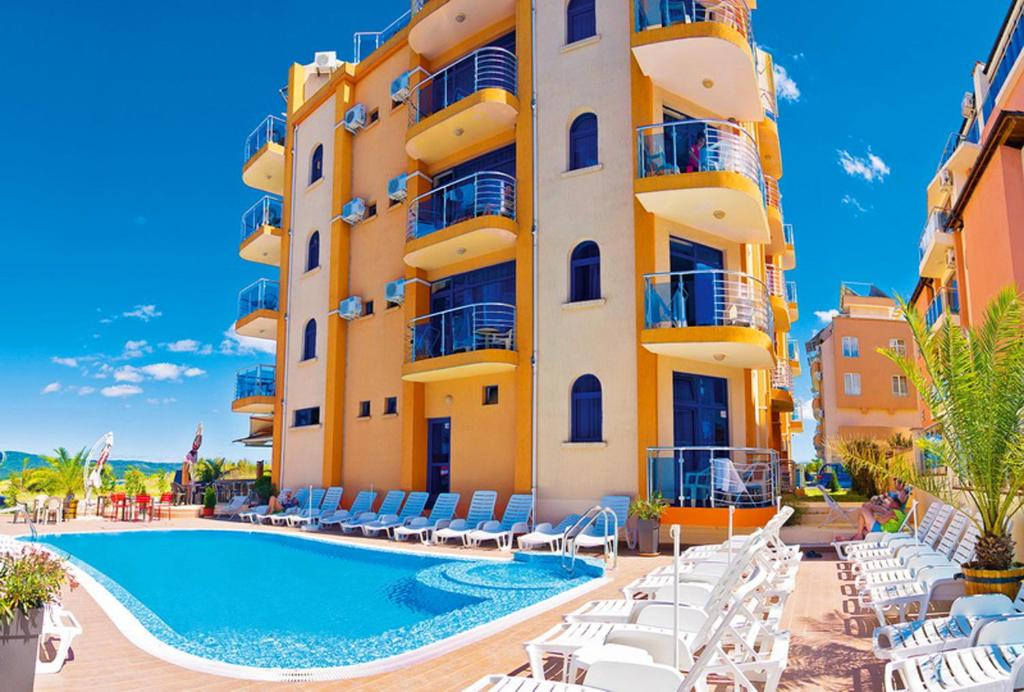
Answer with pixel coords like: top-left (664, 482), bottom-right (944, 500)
top-left (836, 287), bottom-right (1024, 570)
top-left (35, 448), bottom-right (88, 497)
top-left (195, 458), bottom-right (230, 483)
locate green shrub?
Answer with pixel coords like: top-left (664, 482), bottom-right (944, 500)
top-left (253, 475), bottom-right (276, 504)
top-left (203, 486), bottom-right (217, 510)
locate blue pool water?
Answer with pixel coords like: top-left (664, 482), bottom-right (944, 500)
top-left (36, 530), bottom-right (596, 670)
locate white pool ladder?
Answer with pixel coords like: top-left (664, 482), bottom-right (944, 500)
top-left (561, 505), bottom-right (618, 573)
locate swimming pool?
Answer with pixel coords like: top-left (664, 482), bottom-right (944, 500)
top-left (34, 529), bottom-right (602, 680)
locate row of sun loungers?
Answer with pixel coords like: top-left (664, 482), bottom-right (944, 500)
top-left (467, 506), bottom-right (799, 691)
top-left (834, 500), bottom-right (1024, 690)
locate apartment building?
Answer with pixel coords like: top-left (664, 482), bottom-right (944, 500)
top-left (805, 284), bottom-right (917, 461)
top-left (232, 0), bottom-right (799, 528)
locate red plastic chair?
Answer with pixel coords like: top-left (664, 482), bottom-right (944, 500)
top-left (134, 495), bottom-right (152, 522)
top-left (108, 493), bottom-right (127, 521)
top-left (153, 493), bottom-right (173, 520)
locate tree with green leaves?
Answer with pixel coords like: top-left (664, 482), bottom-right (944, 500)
top-left (195, 458), bottom-right (230, 483)
top-left (34, 447), bottom-right (88, 497)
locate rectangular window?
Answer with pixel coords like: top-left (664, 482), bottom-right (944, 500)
top-left (384, 396), bottom-right (397, 415)
top-left (362, 300), bottom-right (374, 317)
top-left (293, 406), bottom-right (320, 427)
top-left (844, 373), bottom-right (861, 396)
top-left (892, 375), bottom-right (909, 397)
top-left (366, 202), bottom-right (378, 218)
top-left (890, 338), bottom-right (907, 356)
top-left (358, 400), bottom-right (371, 418)
top-left (368, 108), bottom-right (379, 125)
top-left (841, 336), bottom-right (859, 358)
top-left (482, 385), bottom-right (499, 406)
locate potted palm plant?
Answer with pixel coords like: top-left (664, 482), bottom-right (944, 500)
top-left (202, 486), bottom-right (217, 517)
top-left (629, 493), bottom-right (669, 556)
top-left (837, 288), bottom-right (1024, 595)
top-left (0, 549), bottom-right (76, 691)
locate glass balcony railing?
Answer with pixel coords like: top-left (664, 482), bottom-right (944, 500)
top-left (238, 279), bottom-right (280, 320)
top-left (353, 10), bottom-right (411, 63)
top-left (235, 365), bottom-right (275, 400)
top-left (643, 270), bottom-right (772, 334)
top-left (647, 446), bottom-right (778, 509)
top-left (772, 359), bottom-right (793, 391)
top-left (409, 47), bottom-right (517, 124)
top-left (244, 115), bottom-right (286, 162)
top-left (925, 284), bottom-right (961, 331)
top-left (918, 208), bottom-right (951, 260)
top-left (241, 196), bottom-right (283, 243)
top-left (407, 303), bottom-right (516, 362)
top-left (783, 223), bottom-right (795, 246)
top-left (982, 11), bottom-right (1024, 122)
top-left (635, 0), bottom-right (753, 47)
top-left (937, 119), bottom-right (981, 170)
top-left (637, 120), bottom-right (763, 192)
top-left (785, 281), bottom-right (798, 305)
top-left (407, 172), bottom-right (516, 241)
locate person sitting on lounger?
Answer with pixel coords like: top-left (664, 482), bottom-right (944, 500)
top-left (887, 477), bottom-right (910, 509)
top-left (840, 494), bottom-right (905, 541)
top-left (268, 490), bottom-right (298, 515)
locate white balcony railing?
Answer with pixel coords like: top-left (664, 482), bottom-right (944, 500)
top-left (407, 172), bottom-right (516, 241)
top-left (772, 359), bottom-right (793, 391)
top-left (764, 175), bottom-right (782, 212)
top-left (408, 46), bottom-right (517, 125)
top-left (407, 302), bottom-right (515, 363)
top-left (765, 264), bottom-right (785, 299)
top-left (643, 270), bottom-right (772, 335)
top-left (647, 446), bottom-right (779, 508)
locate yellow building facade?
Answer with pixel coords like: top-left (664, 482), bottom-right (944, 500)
top-left (233, 0), bottom-right (799, 527)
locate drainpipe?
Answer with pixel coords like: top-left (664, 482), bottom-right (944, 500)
top-left (530, 0), bottom-right (540, 527)
top-left (279, 123), bottom-right (299, 487)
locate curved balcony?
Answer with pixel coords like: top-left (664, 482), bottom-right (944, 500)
top-left (233, 365), bottom-right (275, 414)
top-left (779, 223), bottom-right (796, 271)
top-left (636, 120), bottom-right (769, 244)
top-left (409, 0), bottom-right (516, 61)
top-left (919, 208), bottom-right (953, 279)
top-left (770, 360), bottom-right (794, 412)
top-left (786, 337), bottom-right (802, 376)
top-left (926, 285), bottom-right (960, 332)
top-left (236, 279), bottom-right (280, 340)
top-left (633, 0), bottom-right (759, 120)
top-left (764, 175), bottom-right (784, 249)
top-left (765, 264), bottom-right (790, 331)
top-left (756, 52), bottom-right (783, 179)
top-left (240, 196), bottom-right (283, 266)
top-left (402, 303), bottom-right (517, 382)
top-left (406, 47), bottom-right (518, 164)
top-left (404, 172), bottom-right (518, 270)
top-left (786, 280), bottom-right (799, 323)
top-left (242, 116), bottom-right (286, 195)
top-left (789, 404), bottom-right (804, 434)
top-left (641, 270), bottom-right (773, 369)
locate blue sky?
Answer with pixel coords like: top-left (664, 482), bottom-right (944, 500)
top-left (0, 1), bottom-right (1007, 462)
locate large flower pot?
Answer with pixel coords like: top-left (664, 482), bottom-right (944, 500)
top-left (962, 566), bottom-right (1024, 597)
top-left (202, 507), bottom-right (214, 517)
top-left (0, 607), bottom-right (43, 692)
top-left (637, 519), bottom-right (661, 556)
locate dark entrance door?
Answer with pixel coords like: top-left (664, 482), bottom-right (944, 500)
top-left (426, 418), bottom-right (451, 504)
top-left (672, 372), bottom-right (729, 507)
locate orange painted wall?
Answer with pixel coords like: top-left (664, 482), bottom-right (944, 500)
top-left (825, 317), bottom-right (916, 412)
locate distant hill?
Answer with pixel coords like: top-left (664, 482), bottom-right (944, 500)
top-left (1, 451), bottom-right (180, 479)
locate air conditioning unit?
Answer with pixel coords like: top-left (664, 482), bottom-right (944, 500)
top-left (314, 51), bottom-right (338, 75)
top-left (343, 104), bottom-right (367, 133)
top-left (939, 168), bottom-right (953, 190)
top-left (387, 174), bottom-right (408, 202)
top-left (961, 92), bottom-right (976, 119)
top-left (390, 71), bottom-right (411, 102)
top-left (338, 296), bottom-right (363, 320)
top-left (385, 279), bottom-right (406, 305)
top-left (342, 198), bottom-right (367, 224)
top-left (945, 248), bottom-right (956, 268)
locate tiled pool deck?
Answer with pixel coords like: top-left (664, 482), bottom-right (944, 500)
top-left (0, 517), bottom-right (917, 690)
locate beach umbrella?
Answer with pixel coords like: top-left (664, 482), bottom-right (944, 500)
top-left (182, 423), bottom-right (203, 488)
top-left (83, 432), bottom-right (114, 515)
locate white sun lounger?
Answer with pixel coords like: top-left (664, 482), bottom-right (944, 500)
top-left (860, 564), bottom-right (965, 626)
top-left (288, 486), bottom-right (343, 527)
top-left (854, 511), bottom-right (970, 575)
top-left (213, 495), bottom-right (249, 518)
top-left (239, 487), bottom-right (291, 523)
top-left (856, 523), bottom-right (979, 592)
top-left (834, 501), bottom-right (945, 560)
top-left (434, 491), bottom-right (497, 545)
top-left (392, 493), bottom-right (460, 543)
top-left (36, 604), bottom-right (83, 674)
top-left (517, 514), bottom-right (582, 552)
top-left (844, 504), bottom-right (955, 565)
top-left (270, 488), bottom-right (324, 526)
top-left (256, 488), bottom-right (310, 525)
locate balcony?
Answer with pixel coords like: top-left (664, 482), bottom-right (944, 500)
top-left (409, 0), bottom-right (516, 61)
top-left (242, 116), bottom-right (286, 195)
top-left (406, 47), bottom-right (518, 165)
top-left (632, 0), bottom-right (759, 121)
top-left (771, 360), bottom-right (794, 412)
top-left (402, 303), bottom-right (517, 382)
top-left (233, 365), bottom-right (275, 414)
top-left (240, 196), bottom-right (283, 266)
top-left (641, 270), bottom-right (773, 369)
top-left (918, 209), bottom-right (954, 279)
top-left (925, 286), bottom-right (961, 332)
top-left (756, 50), bottom-right (783, 179)
top-left (636, 120), bottom-right (769, 244)
top-left (405, 172), bottom-right (517, 270)
top-left (764, 175), bottom-right (783, 247)
top-left (236, 279), bottom-right (280, 340)
top-left (646, 447), bottom-right (780, 515)
top-left (780, 223), bottom-right (796, 271)
top-left (789, 404), bottom-right (804, 433)
top-left (765, 264), bottom-right (790, 331)
top-left (786, 281), bottom-right (799, 323)
top-left (353, 10), bottom-right (411, 63)
top-left (787, 337), bottom-right (801, 376)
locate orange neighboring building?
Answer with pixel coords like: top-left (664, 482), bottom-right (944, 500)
top-left (805, 284), bottom-right (917, 462)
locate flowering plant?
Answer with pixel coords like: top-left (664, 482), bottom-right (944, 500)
top-left (0, 549), bottom-right (76, 623)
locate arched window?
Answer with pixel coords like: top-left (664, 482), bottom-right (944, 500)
top-left (569, 113), bottom-right (598, 170)
top-left (569, 241), bottom-right (600, 302)
top-left (570, 374), bottom-right (602, 442)
top-left (306, 231), bottom-right (320, 271)
top-left (566, 0), bottom-right (596, 44)
top-left (309, 144), bottom-right (324, 184)
top-left (302, 319), bottom-right (317, 361)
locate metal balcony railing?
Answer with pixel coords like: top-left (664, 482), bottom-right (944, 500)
top-left (241, 196), bottom-right (283, 243)
top-left (764, 175), bottom-right (782, 212)
top-left (244, 115), bottom-right (286, 162)
top-left (783, 223), bottom-right (795, 246)
top-left (408, 47), bottom-right (517, 124)
top-left (765, 264), bottom-right (784, 299)
top-left (937, 118), bottom-right (982, 171)
top-left (918, 208), bottom-right (952, 260)
top-left (637, 119), bottom-right (764, 194)
top-left (926, 285), bottom-right (961, 331)
top-left (772, 359), bottom-right (793, 391)
top-left (407, 303), bottom-right (516, 363)
top-left (407, 172), bottom-right (516, 241)
top-left (235, 365), bottom-right (276, 400)
top-left (786, 337), bottom-right (800, 362)
top-left (982, 10), bottom-right (1024, 122)
top-left (643, 270), bottom-right (772, 334)
top-left (238, 279), bottom-right (280, 320)
top-left (635, 0), bottom-right (753, 47)
top-left (785, 280), bottom-right (798, 305)
top-left (647, 446), bottom-right (779, 509)
top-left (353, 10), bottom-right (411, 63)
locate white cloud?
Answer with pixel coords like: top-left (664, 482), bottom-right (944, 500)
top-left (841, 195), bottom-right (868, 213)
top-left (164, 339), bottom-right (200, 353)
top-left (146, 397), bottom-right (177, 405)
top-left (51, 356), bottom-right (79, 367)
top-left (77, 386), bottom-right (96, 396)
top-left (122, 339), bottom-right (153, 359)
top-left (139, 363), bottom-right (205, 381)
top-left (41, 382), bottom-right (61, 395)
top-left (837, 149), bottom-right (890, 183)
top-left (114, 365), bottom-right (144, 383)
top-left (101, 384), bottom-right (143, 398)
top-left (183, 367), bottom-right (206, 378)
top-left (197, 344), bottom-right (213, 356)
top-left (772, 64), bottom-right (800, 103)
top-left (122, 305), bottom-right (162, 322)
top-left (815, 309), bottom-right (840, 323)
top-left (99, 318), bottom-right (114, 324)
top-left (220, 324), bottom-right (277, 356)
